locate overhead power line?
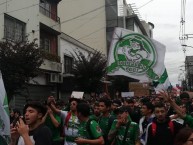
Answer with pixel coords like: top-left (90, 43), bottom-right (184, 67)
top-left (138, 0), bottom-right (154, 9)
top-left (51, 5), bottom-right (105, 28)
top-left (0, 3), bottom-right (38, 16)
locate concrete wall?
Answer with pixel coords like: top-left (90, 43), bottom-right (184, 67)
top-left (58, 0), bottom-right (107, 55)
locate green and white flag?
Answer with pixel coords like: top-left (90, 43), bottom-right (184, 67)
top-left (0, 71), bottom-right (10, 145)
top-left (107, 27), bottom-right (170, 91)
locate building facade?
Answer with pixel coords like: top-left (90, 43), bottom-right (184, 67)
top-left (0, 0), bottom-right (62, 108)
top-left (58, 0), bottom-right (107, 54)
top-left (59, 33), bottom-right (95, 101)
top-left (58, 0), bottom-right (154, 55)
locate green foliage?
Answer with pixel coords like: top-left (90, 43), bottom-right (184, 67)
top-left (72, 50), bottom-right (107, 93)
top-left (0, 39), bottom-right (43, 101)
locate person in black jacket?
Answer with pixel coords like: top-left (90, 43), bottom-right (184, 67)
top-left (145, 102), bottom-right (183, 145)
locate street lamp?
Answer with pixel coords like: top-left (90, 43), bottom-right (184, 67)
top-left (181, 44), bottom-right (193, 48)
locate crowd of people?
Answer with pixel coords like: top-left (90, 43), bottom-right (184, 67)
top-left (8, 91), bottom-right (193, 145)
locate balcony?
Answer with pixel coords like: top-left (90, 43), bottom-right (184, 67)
top-left (39, 5), bottom-right (60, 23)
top-left (40, 58), bottom-right (62, 73)
top-left (39, 5), bottom-right (61, 33)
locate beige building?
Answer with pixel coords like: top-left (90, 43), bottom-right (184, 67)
top-left (59, 0), bottom-right (154, 55)
top-left (58, 0), bottom-right (107, 54)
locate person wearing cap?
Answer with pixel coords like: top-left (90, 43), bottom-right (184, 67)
top-left (9, 101), bottom-right (52, 145)
top-left (51, 97), bottom-right (80, 145)
top-left (108, 106), bottom-right (140, 145)
top-left (124, 98), bottom-right (141, 124)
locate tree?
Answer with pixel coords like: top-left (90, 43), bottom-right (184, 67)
top-left (72, 50), bottom-right (107, 93)
top-left (0, 39), bottom-right (43, 102)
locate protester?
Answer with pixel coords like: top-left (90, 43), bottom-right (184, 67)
top-left (9, 101), bottom-right (52, 145)
top-left (145, 102), bottom-right (183, 145)
top-left (160, 91), bottom-right (193, 128)
top-left (110, 99), bottom-right (122, 118)
top-left (89, 102), bottom-right (101, 121)
top-left (98, 97), bottom-right (114, 145)
top-left (108, 106), bottom-right (140, 145)
top-left (124, 98), bottom-right (141, 123)
top-left (75, 103), bottom-right (104, 145)
top-left (51, 97), bottom-right (80, 145)
top-left (139, 102), bottom-right (154, 145)
top-left (43, 96), bottom-right (63, 145)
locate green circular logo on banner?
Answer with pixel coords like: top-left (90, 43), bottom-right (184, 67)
top-left (114, 33), bottom-right (157, 75)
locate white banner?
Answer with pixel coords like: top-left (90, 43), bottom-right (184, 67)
top-left (71, 91), bottom-right (84, 99)
top-left (0, 71), bottom-right (10, 145)
top-left (121, 92), bottom-right (134, 97)
top-left (107, 27), bottom-right (170, 91)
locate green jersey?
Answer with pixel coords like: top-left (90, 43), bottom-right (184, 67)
top-left (184, 114), bottom-right (193, 128)
top-left (89, 115), bottom-right (100, 122)
top-left (78, 120), bottom-right (103, 145)
top-left (99, 116), bottom-right (111, 137)
top-left (45, 113), bottom-right (62, 141)
top-left (109, 120), bottom-right (140, 145)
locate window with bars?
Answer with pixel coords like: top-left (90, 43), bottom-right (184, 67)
top-left (40, 0), bottom-right (51, 17)
top-left (40, 36), bottom-right (50, 53)
top-left (64, 55), bottom-right (73, 74)
top-left (39, 0), bottom-right (58, 22)
top-left (4, 14), bottom-right (25, 41)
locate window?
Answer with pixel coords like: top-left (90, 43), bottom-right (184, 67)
top-left (64, 55), bottom-right (73, 74)
top-left (40, 36), bottom-right (50, 53)
top-left (4, 14), bottom-right (25, 41)
top-left (40, 0), bottom-right (51, 17)
top-left (39, 0), bottom-right (58, 21)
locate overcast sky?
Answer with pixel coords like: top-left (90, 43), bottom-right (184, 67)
top-left (126, 0), bottom-right (193, 86)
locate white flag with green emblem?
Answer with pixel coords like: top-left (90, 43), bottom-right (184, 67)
top-left (0, 71), bottom-right (10, 145)
top-left (107, 27), bottom-right (170, 91)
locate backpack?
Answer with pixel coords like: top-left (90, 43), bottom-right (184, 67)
top-left (151, 120), bottom-right (174, 136)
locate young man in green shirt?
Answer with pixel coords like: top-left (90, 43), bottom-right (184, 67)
top-left (75, 103), bottom-right (104, 145)
top-left (89, 102), bottom-right (101, 121)
top-left (98, 98), bottom-right (115, 145)
top-left (108, 106), bottom-right (140, 145)
top-left (42, 96), bottom-right (63, 145)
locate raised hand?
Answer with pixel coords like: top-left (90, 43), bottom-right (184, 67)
top-left (159, 90), bottom-right (173, 102)
top-left (16, 118), bottom-right (29, 137)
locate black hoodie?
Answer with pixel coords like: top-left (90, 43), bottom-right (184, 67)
top-left (145, 117), bottom-right (183, 145)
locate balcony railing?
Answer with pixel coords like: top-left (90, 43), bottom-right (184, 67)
top-left (39, 5), bottom-right (60, 23)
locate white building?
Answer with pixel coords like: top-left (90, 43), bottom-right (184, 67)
top-left (0, 0), bottom-right (62, 108)
top-left (59, 33), bottom-right (95, 100)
